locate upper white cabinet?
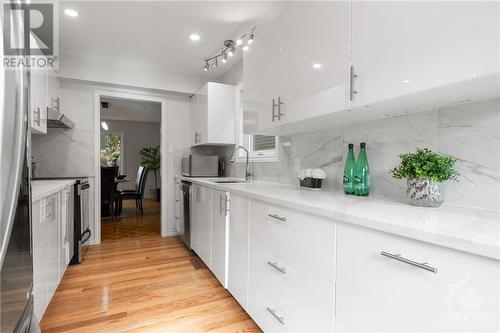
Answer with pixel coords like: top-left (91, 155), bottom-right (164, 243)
top-left (244, 1), bottom-right (349, 133)
top-left (350, 1), bottom-right (500, 108)
top-left (30, 67), bottom-right (48, 135)
top-left (244, 1), bottom-right (500, 135)
top-left (335, 223), bottom-right (500, 333)
top-left (189, 82), bottom-right (237, 146)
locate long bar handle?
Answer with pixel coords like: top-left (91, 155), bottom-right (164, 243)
top-left (277, 96), bottom-right (284, 121)
top-left (272, 98), bottom-right (278, 122)
top-left (381, 251), bottom-right (437, 273)
top-left (266, 307), bottom-right (285, 325)
top-left (34, 107), bottom-right (41, 126)
top-left (268, 213), bottom-right (286, 222)
top-left (350, 65), bottom-right (358, 101)
top-left (267, 261), bottom-right (286, 274)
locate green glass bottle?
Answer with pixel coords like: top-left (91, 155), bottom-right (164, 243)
top-left (343, 144), bottom-right (356, 194)
top-left (354, 142), bottom-right (370, 196)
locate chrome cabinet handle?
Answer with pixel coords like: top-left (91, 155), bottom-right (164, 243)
top-left (350, 65), bottom-right (358, 101)
top-left (268, 213), bottom-right (286, 222)
top-left (266, 307), bottom-right (285, 325)
top-left (277, 96), bottom-right (284, 121)
top-left (381, 251), bottom-right (437, 273)
top-left (272, 98), bottom-right (278, 122)
top-left (34, 107), bottom-right (41, 126)
top-left (267, 261), bottom-right (286, 274)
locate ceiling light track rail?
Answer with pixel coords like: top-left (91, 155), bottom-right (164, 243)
top-left (203, 27), bottom-right (255, 71)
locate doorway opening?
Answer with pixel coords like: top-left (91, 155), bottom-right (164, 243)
top-left (96, 93), bottom-right (164, 242)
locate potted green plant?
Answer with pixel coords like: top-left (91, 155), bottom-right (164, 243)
top-left (139, 146), bottom-right (161, 202)
top-left (390, 148), bottom-right (459, 207)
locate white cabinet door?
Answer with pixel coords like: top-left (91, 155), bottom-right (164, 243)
top-left (278, 1), bottom-right (350, 125)
top-left (30, 68), bottom-right (48, 135)
top-left (243, 16), bottom-right (281, 134)
top-left (351, 1), bottom-right (500, 108)
top-left (211, 189), bottom-right (228, 287)
top-left (197, 84), bottom-right (208, 144)
top-left (198, 186), bottom-right (212, 268)
top-left (190, 184), bottom-right (201, 254)
top-left (189, 94), bottom-right (199, 146)
top-left (335, 223), bottom-right (500, 333)
top-left (228, 193), bottom-right (250, 310)
top-left (45, 193), bottom-right (60, 304)
top-left (207, 83), bottom-right (236, 145)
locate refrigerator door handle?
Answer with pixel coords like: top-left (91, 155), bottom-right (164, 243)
top-left (0, 5), bottom-right (28, 268)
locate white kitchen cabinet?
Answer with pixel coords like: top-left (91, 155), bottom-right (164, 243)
top-left (350, 1), bottom-right (500, 109)
top-left (30, 66), bottom-right (48, 135)
top-left (195, 185), bottom-right (212, 268)
top-left (32, 192), bottom-right (61, 320)
top-left (211, 189), bottom-right (228, 287)
top-left (190, 184), bottom-right (202, 255)
top-left (228, 193), bottom-right (250, 310)
top-left (335, 223), bottom-right (500, 332)
top-left (247, 199), bottom-right (335, 332)
top-left (189, 82), bottom-right (237, 146)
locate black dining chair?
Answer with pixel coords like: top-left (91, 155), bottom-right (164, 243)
top-left (101, 166), bottom-right (119, 218)
top-left (117, 165), bottom-right (148, 215)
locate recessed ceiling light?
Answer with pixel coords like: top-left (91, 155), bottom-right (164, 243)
top-left (402, 79), bottom-right (410, 83)
top-left (312, 63), bottom-right (322, 69)
top-left (190, 33), bottom-right (200, 41)
top-left (64, 9), bottom-right (78, 17)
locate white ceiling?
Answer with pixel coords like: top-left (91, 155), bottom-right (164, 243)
top-left (100, 96), bottom-right (162, 123)
top-left (59, 1), bottom-right (285, 77)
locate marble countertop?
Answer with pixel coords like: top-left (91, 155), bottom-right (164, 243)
top-left (177, 176), bottom-right (500, 260)
top-left (31, 179), bottom-right (76, 202)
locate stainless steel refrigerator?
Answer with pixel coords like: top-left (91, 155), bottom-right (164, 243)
top-left (1, 1), bottom-right (41, 331)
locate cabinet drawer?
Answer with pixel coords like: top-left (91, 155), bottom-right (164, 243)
top-left (248, 239), bottom-right (334, 333)
top-left (336, 223), bottom-right (500, 332)
top-left (250, 200), bottom-right (335, 280)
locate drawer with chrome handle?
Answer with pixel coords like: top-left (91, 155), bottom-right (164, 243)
top-left (268, 213), bottom-right (286, 222)
top-left (381, 251), bottom-right (437, 273)
top-left (266, 307), bottom-right (286, 325)
top-left (267, 260), bottom-right (286, 274)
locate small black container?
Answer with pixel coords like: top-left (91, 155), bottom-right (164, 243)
top-left (300, 177), bottom-right (323, 189)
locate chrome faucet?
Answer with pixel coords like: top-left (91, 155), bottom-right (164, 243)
top-left (231, 145), bottom-right (251, 181)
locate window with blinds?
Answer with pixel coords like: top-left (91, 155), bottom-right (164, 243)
top-left (251, 135), bottom-right (276, 151)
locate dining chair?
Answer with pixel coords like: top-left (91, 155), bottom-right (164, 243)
top-left (101, 166), bottom-right (119, 217)
top-left (117, 165), bottom-right (149, 215)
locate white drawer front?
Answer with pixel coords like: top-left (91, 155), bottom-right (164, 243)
top-left (336, 223), bottom-right (500, 333)
top-left (250, 199), bottom-right (335, 281)
top-left (248, 239), bottom-right (334, 333)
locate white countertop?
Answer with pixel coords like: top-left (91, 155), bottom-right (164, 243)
top-left (31, 179), bottom-right (76, 202)
top-left (177, 176), bottom-right (500, 261)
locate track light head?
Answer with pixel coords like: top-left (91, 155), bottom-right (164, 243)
top-left (221, 52), bottom-right (227, 63)
top-left (227, 47), bottom-right (235, 57)
top-left (236, 38), bottom-right (242, 46)
top-left (203, 62), bottom-right (209, 71)
top-left (248, 32), bottom-right (254, 44)
top-left (213, 57), bottom-right (218, 68)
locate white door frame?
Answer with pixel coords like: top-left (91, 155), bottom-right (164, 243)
top-left (93, 90), bottom-right (167, 244)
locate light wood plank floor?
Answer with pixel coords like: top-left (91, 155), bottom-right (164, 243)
top-left (40, 199), bottom-right (261, 332)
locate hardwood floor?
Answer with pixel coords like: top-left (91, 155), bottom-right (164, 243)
top-left (40, 199), bottom-right (261, 332)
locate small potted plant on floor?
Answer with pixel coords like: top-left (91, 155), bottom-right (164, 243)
top-left (139, 146), bottom-right (161, 202)
top-left (390, 148), bottom-right (459, 207)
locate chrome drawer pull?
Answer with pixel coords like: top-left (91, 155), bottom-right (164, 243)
top-left (268, 214), bottom-right (286, 222)
top-left (381, 251), bottom-right (437, 273)
top-left (266, 307), bottom-right (285, 325)
top-left (267, 261), bottom-right (286, 274)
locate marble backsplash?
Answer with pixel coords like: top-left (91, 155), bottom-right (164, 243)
top-left (226, 98), bottom-right (500, 211)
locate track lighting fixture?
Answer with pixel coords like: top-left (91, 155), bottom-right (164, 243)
top-left (202, 27), bottom-right (256, 71)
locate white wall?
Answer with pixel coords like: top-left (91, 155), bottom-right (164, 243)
top-left (32, 80), bottom-right (191, 242)
top-left (58, 54), bottom-right (209, 95)
top-left (100, 120), bottom-right (161, 199)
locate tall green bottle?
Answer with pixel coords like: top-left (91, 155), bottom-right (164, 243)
top-left (343, 144), bottom-right (356, 194)
top-left (354, 142), bottom-right (370, 196)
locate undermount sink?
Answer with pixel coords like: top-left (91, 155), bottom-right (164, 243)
top-left (211, 179), bottom-right (246, 184)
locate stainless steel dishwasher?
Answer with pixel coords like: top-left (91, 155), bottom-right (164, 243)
top-left (180, 181), bottom-right (192, 249)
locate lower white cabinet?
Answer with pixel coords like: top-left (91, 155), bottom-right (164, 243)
top-left (247, 199), bottom-right (335, 332)
top-left (335, 223), bottom-right (500, 333)
top-left (191, 184), bottom-right (213, 268)
top-left (228, 193), bottom-right (250, 310)
top-left (211, 189), bottom-right (228, 287)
